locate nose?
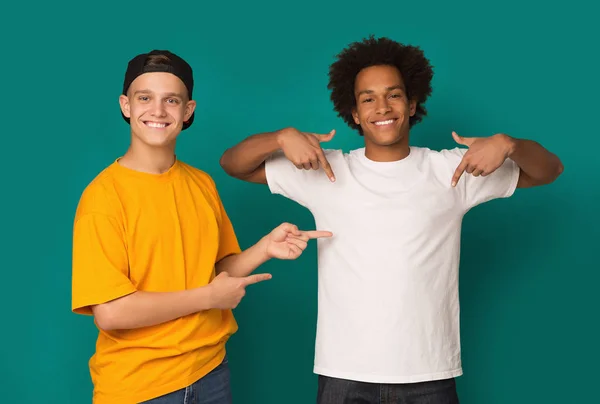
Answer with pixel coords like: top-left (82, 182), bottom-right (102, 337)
top-left (375, 98), bottom-right (391, 114)
top-left (150, 99), bottom-right (167, 118)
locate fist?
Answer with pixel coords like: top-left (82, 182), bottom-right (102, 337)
top-left (277, 127), bottom-right (336, 182)
top-left (451, 131), bottom-right (514, 186)
top-left (209, 271), bottom-right (272, 309)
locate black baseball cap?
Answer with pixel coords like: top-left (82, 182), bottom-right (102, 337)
top-left (122, 50), bottom-right (195, 130)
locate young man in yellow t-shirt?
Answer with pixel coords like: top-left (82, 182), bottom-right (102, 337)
top-left (71, 50), bottom-right (332, 404)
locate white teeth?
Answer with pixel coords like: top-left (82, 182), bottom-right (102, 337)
top-left (146, 122), bottom-right (167, 128)
top-left (374, 119), bottom-right (395, 126)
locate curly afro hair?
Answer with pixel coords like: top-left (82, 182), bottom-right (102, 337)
top-left (327, 36), bottom-right (434, 135)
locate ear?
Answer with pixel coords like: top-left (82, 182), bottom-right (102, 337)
top-left (351, 108), bottom-right (360, 125)
top-left (184, 100), bottom-right (197, 121)
top-left (409, 99), bottom-right (417, 117)
top-left (119, 94), bottom-right (131, 118)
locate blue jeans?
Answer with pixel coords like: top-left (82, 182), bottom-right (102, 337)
top-left (141, 356), bottom-right (232, 404)
top-left (316, 375), bottom-right (460, 404)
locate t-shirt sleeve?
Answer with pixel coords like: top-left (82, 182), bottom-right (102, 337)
top-left (443, 147), bottom-right (520, 210)
top-left (264, 150), bottom-right (334, 208)
top-left (72, 213), bottom-right (137, 316)
top-left (215, 203), bottom-right (242, 262)
top-left (211, 183), bottom-right (242, 262)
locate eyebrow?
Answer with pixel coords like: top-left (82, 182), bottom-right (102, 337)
top-left (357, 85), bottom-right (406, 96)
top-left (133, 89), bottom-right (185, 98)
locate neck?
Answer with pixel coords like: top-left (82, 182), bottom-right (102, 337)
top-left (364, 136), bottom-right (410, 162)
top-left (119, 139), bottom-right (177, 174)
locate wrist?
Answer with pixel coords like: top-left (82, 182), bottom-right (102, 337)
top-left (194, 285), bottom-right (214, 312)
top-left (257, 235), bottom-right (273, 261)
top-left (496, 133), bottom-right (517, 157)
top-left (275, 128), bottom-right (291, 148)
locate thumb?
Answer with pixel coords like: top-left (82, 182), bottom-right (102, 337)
top-left (316, 129), bottom-right (336, 143)
top-left (242, 273), bottom-right (273, 286)
top-left (452, 131), bottom-right (474, 147)
top-left (215, 271), bottom-right (230, 279)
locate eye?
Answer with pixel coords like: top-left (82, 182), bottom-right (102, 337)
top-left (166, 98), bottom-right (180, 104)
top-left (138, 96), bottom-right (150, 102)
top-left (390, 93), bottom-right (403, 99)
top-left (362, 98), bottom-right (373, 103)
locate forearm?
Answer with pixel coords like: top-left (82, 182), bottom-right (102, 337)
top-left (506, 136), bottom-right (564, 185)
top-left (92, 287), bottom-right (213, 331)
top-left (220, 130), bottom-right (282, 178)
top-left (216, 237), bottom-right (271, 278)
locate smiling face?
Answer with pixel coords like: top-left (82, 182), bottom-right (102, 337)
top-left (119, 72), bottom-right (196, 149)
top-left (352, 65), bottom-right (416, 150)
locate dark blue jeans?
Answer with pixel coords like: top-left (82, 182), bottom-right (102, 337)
top-left (317, 375), bottom-right (460, 404)
top-left (141, 356), bottom-right (232, 404)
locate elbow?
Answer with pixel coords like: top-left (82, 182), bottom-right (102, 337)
top-left (548, 158), bottom-right (564, 184)
top-left (219, 150), bottom-right (234, 176)
top-left (556, 160), bottom-right (564, 178)
top-left (92, 304), bottom-right (119, 331)
top-left (219, 150), bottom-right (246, 180)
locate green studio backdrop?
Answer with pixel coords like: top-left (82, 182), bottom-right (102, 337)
top-left (1, 1), bottom-right (598, 403)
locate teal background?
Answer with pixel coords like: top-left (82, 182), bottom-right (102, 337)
top-left (1, 0), bottom-right (598, 403)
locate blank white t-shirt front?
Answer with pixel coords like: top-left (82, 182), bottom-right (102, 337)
top-left (265, 146), bottom-right (520, 383)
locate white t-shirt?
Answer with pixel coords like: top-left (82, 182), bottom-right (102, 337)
top-left (265, 146), bottom-right (520, 384)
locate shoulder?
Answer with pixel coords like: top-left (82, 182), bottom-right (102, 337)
top-left (400, 147), bottom-right (468, 186)
top-left (178, 161), bottom-right (217, 189)
top-left (416, 146), bottom-right (467, 169)
top-left (324, 148), bottom-right (346, 159)
top-left (323, 148), bottom-right (348, 165)
top-left (176, 161), bottom-right (224, 210)
top-left (268, 148), bottom-right (346, 162)
top-left (75, 163), bottom-right (122, 220)
top-left (418, 146), bottom-right (466, 160)
top-left (266, 148), bottom-right (348, 177)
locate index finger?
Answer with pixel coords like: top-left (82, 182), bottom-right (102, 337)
top-left (301, 230), bottom-right (333, 239)
top-left (317, 150), bottom-right (336, 182)
top-left (243, 273), bottom-right (273, 286)
top-left (451, 159), bottom-right (468, 187)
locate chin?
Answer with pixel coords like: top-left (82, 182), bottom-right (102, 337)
top-left (144, 140), bottom-right (175, 148)
top-left (134, 132), bottom-right (177, 148)
top-left (366, 133), bottom-right (405, 146)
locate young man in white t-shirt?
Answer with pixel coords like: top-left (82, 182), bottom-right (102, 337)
top-left (219, 36), bottom-right (563, 403)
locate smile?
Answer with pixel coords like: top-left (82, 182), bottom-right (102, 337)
top-left (372, 119), bottom-right (397, 126)
top-left (144, 121), bottom-right (170, 129)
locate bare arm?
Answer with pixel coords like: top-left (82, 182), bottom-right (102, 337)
top-left (507, 137), bottom-right (564, 188)
top-left (219, 131), bottom-right (282, 184)
top-left (451, 132), bottom-right (563, 188)
top-left (92, 223), bottom-right (332, 331)
top-left (91, 287), bottom-right (213, 331)
top-left (216, 223), bottom-right (333, 278)
top-left (216, 237), bottom-right (270, 277)
top-left (91, 272), bottom-right (274, 331)
top-left (220, 128), bottom-right (337, 184)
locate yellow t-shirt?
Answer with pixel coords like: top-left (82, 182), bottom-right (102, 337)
top-left (72, 158), bottom-right (241, 404)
